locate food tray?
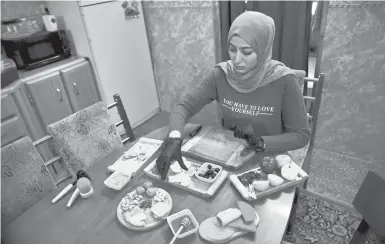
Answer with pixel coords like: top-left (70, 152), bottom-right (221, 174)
top-left (108, 137), bottom-right (162, 175)
top-left (117, 185), bottom-right (173, 231)
top-left (181, 126), bottom-right (256, 169)
top-left (104, 171), bottom-right (132, 191)
top-left (230, 159), bottom-right (308, 201)
top-left (144, 157), bottom-right (228, 199)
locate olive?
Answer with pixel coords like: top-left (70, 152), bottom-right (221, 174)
top-left (207, 164), bottom-right (212, 170)
top-left (212, 173), bottom-right (217, 178)
top-left (214, 168), bottom-right (220, 173)
top-left (207, 169), bottom-right (214, 175)
top-left (254, 172), bottom-right (262, 179)
top-left (241, 178), bottom-right (249, 186)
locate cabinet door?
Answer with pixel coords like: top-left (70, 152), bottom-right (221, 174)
top-left (1, 95), bottom-right (29, 146)
top-left (60, 61), bottom-right (101, 112)
top-left (25, 72), bottom-right (73, 128)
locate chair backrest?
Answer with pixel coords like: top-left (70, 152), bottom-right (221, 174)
top-left (47, 101), bottom-right (123, 178)
top-left (1, 136), bottom-right (56, 225)
top-left (107, 94), bottom-right (136, 143)
top-left (352, 171), bottom-right (385, 237)
top-left (291, 71), bottom-right (325, 184)
top-left (293, 70), bottom-right (325, 148)
top-left (34, 93), bottom-right (135, 185)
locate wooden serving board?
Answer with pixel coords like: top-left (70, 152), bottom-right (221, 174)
top-left (116, 187), bottom-right (172, 231)
top-left (230, 160), bottom-right (308, 201)
top-left (108, 137), bottom-right (162, 175)
top-left (143, 157), bottom-right (228, 199)
top-left (181, 126), bottom-right (256, 169)
top-left (199, 211), bottom-right (260, 244)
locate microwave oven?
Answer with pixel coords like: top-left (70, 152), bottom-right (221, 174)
top-left (1, 30), bottom-right (71, 70)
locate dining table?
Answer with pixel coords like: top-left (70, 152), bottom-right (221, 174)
top-left (2, 123), bottom-right (305, 244)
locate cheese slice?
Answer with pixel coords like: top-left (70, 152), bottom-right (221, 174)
top-left (170, 161), bottom-right (182, 173)
top-left (236, 201), bottom-right (255, 224)
top-left (129, 213), bottom-right (147, 227)
top-left (151, 202), bottom-right (170, 219)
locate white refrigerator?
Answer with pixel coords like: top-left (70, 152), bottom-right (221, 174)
top-left (46, 0), bottom-right (160, 128)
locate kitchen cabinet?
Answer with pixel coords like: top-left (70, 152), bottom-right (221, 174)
top-left (60, 61), bottom-right (100, 111)
top-left (25, 72), bottom-right (73, 128)
top-left (1, 57), bottom-right (101, 184)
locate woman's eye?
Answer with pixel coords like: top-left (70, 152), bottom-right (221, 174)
top-left (243, 52), bottom-right (252, 56)
top-left (229, 49), bottom-right (236, 53)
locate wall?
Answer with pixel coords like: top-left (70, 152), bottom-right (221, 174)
top-left (308, 1), bottom-right (385, 204)
top-left (1, 1), bottom-right (46, 20)
top-left (142, 1), bottom-right (221, 125)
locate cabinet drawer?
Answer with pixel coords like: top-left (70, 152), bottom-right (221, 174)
top-left (60, 61), bottom-right (101, 112)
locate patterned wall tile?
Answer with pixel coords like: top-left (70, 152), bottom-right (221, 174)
top-left (316, 5), bottom-right (385, 165)
top-left (142, 0), bottom-right (219, 117)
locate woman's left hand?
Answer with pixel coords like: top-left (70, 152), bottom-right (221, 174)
top-left (231, 124), bottom-right (259, 145)
top-left (231, 124), bottom-right (266, 152)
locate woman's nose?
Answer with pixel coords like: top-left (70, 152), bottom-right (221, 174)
top-left (234, 52), bottom-right (242, 64)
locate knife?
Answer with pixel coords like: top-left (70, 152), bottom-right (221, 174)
top-left (182, 125), bottom-right (203, 145)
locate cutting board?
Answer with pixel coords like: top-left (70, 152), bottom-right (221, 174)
top-left (181, 126), bottom-right (255, 169)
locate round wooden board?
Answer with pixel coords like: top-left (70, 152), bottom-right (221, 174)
top-left (199, 211), bottom-right (260, 243)
top-left (117, 187), bottom-right (173, 231)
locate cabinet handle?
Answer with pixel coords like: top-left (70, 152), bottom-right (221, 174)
top-left (73, 82), bottom-right (79, 95)
top-left (56, 88), bottom-right (63, 102)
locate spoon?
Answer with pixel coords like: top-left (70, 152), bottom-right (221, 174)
top-left (169, 217), bottom-right (190, 244)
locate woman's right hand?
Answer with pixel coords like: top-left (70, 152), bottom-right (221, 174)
top-left (156, 137), bottom-right (187, 180)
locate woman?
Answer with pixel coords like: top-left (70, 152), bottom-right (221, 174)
top-left (156, 11), bottom-right (310, 180)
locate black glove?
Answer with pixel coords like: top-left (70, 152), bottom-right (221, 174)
top-left (231, 124), bottom-right (265, 152)
top-left (156, 137), bottom-right (187, 180)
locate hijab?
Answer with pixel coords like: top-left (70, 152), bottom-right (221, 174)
top-left (216, 11), bottom-right (295, 93)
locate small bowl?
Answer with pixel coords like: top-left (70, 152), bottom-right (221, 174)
top-left (195, 162), bottom-right (222, 184)
top-left (167, 209), bottom-right (199, 239)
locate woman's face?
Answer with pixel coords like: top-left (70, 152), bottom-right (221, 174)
top-left (228, 35), bottom-right (258, 74)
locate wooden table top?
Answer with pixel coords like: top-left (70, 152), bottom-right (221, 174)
top-left (2, 124), bottom-right (296, 244)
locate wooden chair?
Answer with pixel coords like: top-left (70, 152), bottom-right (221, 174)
top-left (34, 94), bottom-right (135, 186)
top-left (1, 136), bottom-right (56, 225)
top-left (291, 71), bottom-right (325, 185)
top-left (286, 72), bottom-right (325, 234)
top-left (349, 171), bottom-right (385, 243)
top-left (303, 73), bottom-right (325, 149)
top-left (107, 94), bottom-right (136, 144)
